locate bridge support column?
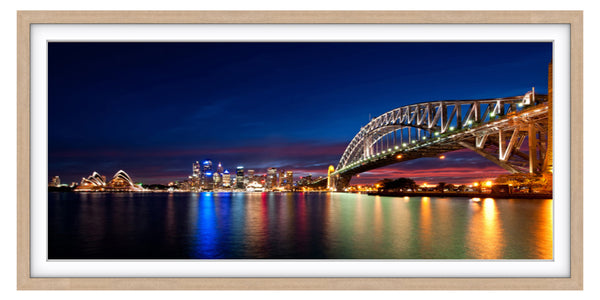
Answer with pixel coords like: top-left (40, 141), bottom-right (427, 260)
top-left (528, 123), bottom-right (538, 174)
top-left (543, 61), bottom-right (553, 174)
top-left (326, 165), bottom-right (336, 190)
top-left (334, 174), bottom-right (352, 191)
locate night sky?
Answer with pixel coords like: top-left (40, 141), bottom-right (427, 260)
top-left (48, 42), bottom-right (552, 185)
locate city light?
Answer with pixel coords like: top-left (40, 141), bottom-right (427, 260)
top-left (439, 155), bottom-right (445, 159)
top-left (396, 154), bottom-right (403, 159)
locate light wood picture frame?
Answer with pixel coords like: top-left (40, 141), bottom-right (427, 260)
top-left (16, 10), bottom-right (583, 290)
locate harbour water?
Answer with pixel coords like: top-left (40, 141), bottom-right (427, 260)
top-left (48, 192), bottom-right (552, 259)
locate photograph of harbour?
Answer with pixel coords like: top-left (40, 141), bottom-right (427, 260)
top-left (48, 42), bottom-right (553, 259)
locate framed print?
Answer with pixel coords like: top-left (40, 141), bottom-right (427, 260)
top-left (17, 11), bottom-right (583, 290)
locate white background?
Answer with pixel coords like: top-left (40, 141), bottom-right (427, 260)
top-left (29, 23), bottom-right (571, 278)
top-left (1, 0), bottom-right (598, 299)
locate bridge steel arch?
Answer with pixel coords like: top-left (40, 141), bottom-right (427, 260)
top-left (328, 91), bottom-right (549, 190)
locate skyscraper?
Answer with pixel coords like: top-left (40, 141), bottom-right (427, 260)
top-left (222, 169), bottom-right (231, 187)
top-left (192, 161), bottom-right (200, 177)
top-left (213, 172), bottom-right (221, 188)
top-left (202, 160), bottom-right (213, 173)
top-left (236, 166), bottom-right (245, 189)
top-left (278, 169), bottom-right (286, 187)
top-left (285, 171), bottom-right (294, 190)
top-left (214, 162), bottom-right (224, 189)
top-left (191, 161), bottom-right (201, 191)
top-left (201, 160), bottom-right (213, 190)
top-left (267, 168), bottom-right (278, 189)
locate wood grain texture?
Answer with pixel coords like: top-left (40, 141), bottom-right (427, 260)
top-left (16, 10), bottom-right (31, 291)
top-left (16, 10), bottom-right (583, 24)
top-left (569, 10), bottom-right (584, 291)
top-left (16, 10), bottom-right (583, 290)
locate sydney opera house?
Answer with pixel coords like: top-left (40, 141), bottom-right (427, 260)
top-left (74, 170), bottom-right (145, 192)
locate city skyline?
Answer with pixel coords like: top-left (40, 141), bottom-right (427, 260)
top-left (48, 42), bottom-right (552, 185)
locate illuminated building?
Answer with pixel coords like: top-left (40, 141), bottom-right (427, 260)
top-left (236, 166), bottom-right (245, 189)
top-left (213, 162), bottom-right (224, 188)
top-left (51, 175), bottom-right (60, 187)
top-left (267, 168), bottom-right (277, 189)
top-left (258, 174), bottom-right (267, 187)
top-left (248, 169), bottom-right (255, 182)
top-left (278, 169), bottom-right (286, 187)
top-left (246, 181), bottom-right (265, 192)
top-left (284, 171), bottom-right (293, 190)
top-left (191, 161), bottom-right (200, 191)
top-left (75, 170), bottom-right (143, 191)
top-left (179, 180), bottom-right (192, 191)
top-left (201, 160), bottom-right (213, 190)
top-left (192, 161), bottom-right (200, 177)
top-left (79, 171), bottom-right (106, 187)
top-left (222, 169), bottom-right (231, 187)
top-left (298, 174), bottom-right (313, 186)
top-left (213, 172), bottom-right (221, 187)
top-left (202, 160), bottom-right (213, 172)
top-left (202, 171), bottom-right (214, 190)
top-left (107, 170), bottom-right (144, 191)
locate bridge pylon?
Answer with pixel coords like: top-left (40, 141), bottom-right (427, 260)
top-left (333, 174), bottom-right (352, 192)
top-left (326, 165), bottom-right (335, 190)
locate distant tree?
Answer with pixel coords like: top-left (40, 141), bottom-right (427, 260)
top-left (457, 185), bottom-right (467, 192)
top-left (445, 183), bottom-right (456, 191)
top-left (384, 177), bottom-right (416, 192)
top-left (436, 182), bottom-right (447, 193)
top-left (376, 178), bottom-right (393, 186)
top-left (375, 178), bottom-right (393, 190)
top-left (495, 173), bottom-right (546, 193)
top-left (147, 184), bottom-right (168, 190)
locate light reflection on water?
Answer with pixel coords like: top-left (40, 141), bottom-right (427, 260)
top-left (467, 198), bottom-right (504, 258)
top-left (48, 192), bottom-right (552, 259)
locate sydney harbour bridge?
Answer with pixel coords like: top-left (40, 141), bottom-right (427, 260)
top-left (316, 88), bottom-right (552, 191)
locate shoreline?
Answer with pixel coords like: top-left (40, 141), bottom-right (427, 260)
top-left (366, 191), bottom-right (552, 199)
top-left (48, 188), bottom-right (552, 199)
